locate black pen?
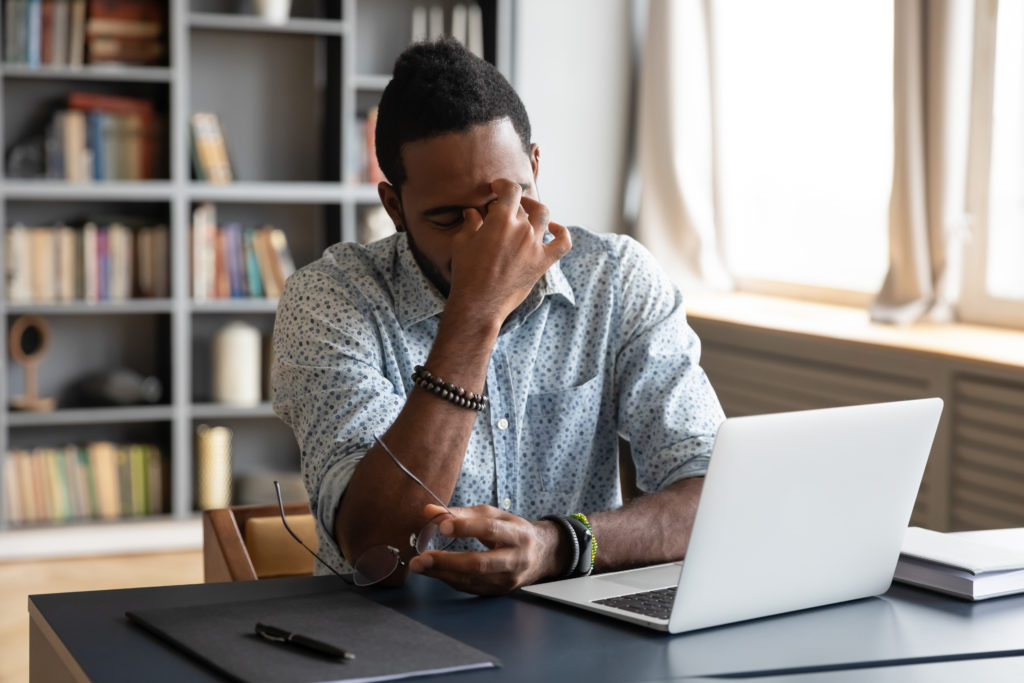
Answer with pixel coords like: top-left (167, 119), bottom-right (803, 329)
top-left (255, 622), bottom-right (355, 660)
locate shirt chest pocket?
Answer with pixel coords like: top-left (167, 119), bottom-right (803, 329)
top-left (522, 374), bottom-right (603, 493)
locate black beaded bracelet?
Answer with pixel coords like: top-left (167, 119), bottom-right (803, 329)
top-left (412, 365), bottom-right (489, 411)
top-left (542, 515), bottom-right (580, 580)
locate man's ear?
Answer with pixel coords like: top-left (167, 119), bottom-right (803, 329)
top-left (378, 182), bottom-right (406, 232)
top-left (530, 143), bottom-right (540, 183)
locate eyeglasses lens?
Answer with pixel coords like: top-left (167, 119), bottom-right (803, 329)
top-left (353, 545), bottom-right (400, 586)
top-left (416, 515), bottom-right (456, 554)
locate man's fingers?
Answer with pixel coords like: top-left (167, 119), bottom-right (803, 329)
top-left (440, 514), bottom-right (516, 543)
top-left (411, 549), bottom-right (516, 579)
top-left (544, 221), bottom-right (572, 262)
top-left (489, 179), bottom-right (524, 219)
top-left (459, 207), bottom-right (484, 235)
top-left (519, 195), bottom-right (550, 237)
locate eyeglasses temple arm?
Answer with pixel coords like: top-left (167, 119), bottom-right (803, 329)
top-left (373, 435), bottom-right (455, 517)
top-left (273, 480), bottom-right (347, 579)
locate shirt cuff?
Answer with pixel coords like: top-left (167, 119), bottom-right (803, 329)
top-left (658, 455), bottom-right (710, 490)
top-left (313, 456), bottom-right (360, 575)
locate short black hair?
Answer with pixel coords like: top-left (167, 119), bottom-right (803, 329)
top-left (375, 37), bottom-right (532, 189)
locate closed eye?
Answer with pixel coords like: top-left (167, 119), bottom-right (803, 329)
top-left (429, 214), bottom-right (463, 229)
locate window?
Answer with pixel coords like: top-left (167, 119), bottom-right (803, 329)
top-left (983, 0), bottom-right (1024, 301)
top-left (712, 0), bottom-right (893, 297)
top-left (961, 0), bottom-right (1024, 328)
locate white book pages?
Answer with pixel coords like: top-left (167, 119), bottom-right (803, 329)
top-left (902, 526), bottom-right (1024, 574)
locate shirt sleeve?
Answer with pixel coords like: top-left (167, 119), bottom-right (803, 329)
top-left (612, 235), bottom-right (726, 492)
top-left (271, 264), bottom-right (403, 573)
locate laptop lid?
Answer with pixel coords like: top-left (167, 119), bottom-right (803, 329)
top-left (522, 398), bottom-right (943, 634)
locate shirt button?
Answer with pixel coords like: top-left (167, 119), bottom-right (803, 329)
top-left (497, 417), bottom-right (509, 430)
top-left (502, 498), bottom-right (512, 510)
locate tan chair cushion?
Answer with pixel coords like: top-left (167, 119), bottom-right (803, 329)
top-left (243, 514), bottom-right (318, 578)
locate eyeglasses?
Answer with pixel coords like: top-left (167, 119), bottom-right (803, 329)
top-left (274, 434), bottom-right (456, 586)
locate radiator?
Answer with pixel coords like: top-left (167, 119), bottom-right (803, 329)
top-left (689, 318), bottom-right (1024, 532)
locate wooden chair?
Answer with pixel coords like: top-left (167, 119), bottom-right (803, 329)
top-left (202, 503), bottom-right (319, 582)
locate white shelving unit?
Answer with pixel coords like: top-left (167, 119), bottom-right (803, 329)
top-left (1, 0), bottom-right (515, 557)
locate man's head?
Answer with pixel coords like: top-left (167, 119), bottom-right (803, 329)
top-left (375, 39), bottom-right (544, 298)
top-left (375, 37), bottom-right (532, 191)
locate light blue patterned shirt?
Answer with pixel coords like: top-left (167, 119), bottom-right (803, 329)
top-left (272, 226), bottom-right (725, 574)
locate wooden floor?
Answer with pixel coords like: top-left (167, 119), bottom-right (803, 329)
top-left (0, 550), bottom-right (204, 683)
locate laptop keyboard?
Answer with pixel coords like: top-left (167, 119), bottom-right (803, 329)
top-left (593, 586), bottom-right (677, 620)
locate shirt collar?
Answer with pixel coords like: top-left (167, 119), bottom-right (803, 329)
top-left (392, 232), bottom-right (577, 330)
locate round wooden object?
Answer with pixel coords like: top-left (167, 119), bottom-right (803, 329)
top-left (8, 315), bottom-right (50, 364)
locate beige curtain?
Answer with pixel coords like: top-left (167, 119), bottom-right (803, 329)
top-left (871, 0), bottom-right (975, 324)
top-left (633, 0), bottom-right (732, 293)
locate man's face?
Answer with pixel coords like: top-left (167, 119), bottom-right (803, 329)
top-left (379, 118), bottom-right (540, 297)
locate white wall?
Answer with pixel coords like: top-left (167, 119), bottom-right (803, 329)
top-left (513, 0), bottom-right (632, 234)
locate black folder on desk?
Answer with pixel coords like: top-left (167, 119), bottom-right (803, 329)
top-left (126, 589), bottom-right (499, 683)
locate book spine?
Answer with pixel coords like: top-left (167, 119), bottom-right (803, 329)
top-left (97, 225), bottom-right (109, 300)
top-left (252, 227), bottom-right (278, 299)
top-left (243, 227), bottom-right (264, 298)
top-left (3, 452), bottom-right (22, 525)
top-left (88, 111), bottom-right (104, 180)
top-left (225, 223), bottom-right (245, 298)
top-left (27, 0), bottom-right (41, 67)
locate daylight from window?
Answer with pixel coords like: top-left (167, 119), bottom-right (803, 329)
top-left (987, 0), bottom-right (1024, 301)
top-left (713, 0), bottom-right (893, 293)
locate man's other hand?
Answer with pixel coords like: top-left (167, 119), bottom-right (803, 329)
top-left (447, 179), bottom-right (571, 324)
top-left (408, 503), bottom-right (566, 595)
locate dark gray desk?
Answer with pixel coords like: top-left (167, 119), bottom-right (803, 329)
top-left (28, 575), bottom-right (1024, 682)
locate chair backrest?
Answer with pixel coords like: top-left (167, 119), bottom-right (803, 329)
top-left (202, 503), bottom-right (318, 582)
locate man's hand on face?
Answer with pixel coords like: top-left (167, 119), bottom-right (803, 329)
top-left (408, 503), bottom-right (562, 595)
top-left (446, 179), bottom-right (572, 324)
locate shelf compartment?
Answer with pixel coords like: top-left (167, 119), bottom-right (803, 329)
top-left (191, 313), bottom-right (274, 405)
top-left (5, 314), bottom-right (172, 409)
top-left (1, 64), bottom-right (174, 83)
top-left (190, 12), bottom-right (347, 36)
top-left (188, 29), bottom-right (339, 183)
top-left (7, 405), bottom-right (174, 427)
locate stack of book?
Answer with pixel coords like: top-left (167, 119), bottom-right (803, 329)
top-left (37, 92), bottom-right (161, 182)
top-left (191, 203), bottom-right (295, 301)
top-left (2, 0), bottom-right (167, 68)
top-left (5, 222), bottom-right (169, 303)
top-left (2, 442), bottom-right (165, 524)
top-left (85, 0), bottom-right (167, 66)
top-left (895, 526), bottom-right (1024, 601)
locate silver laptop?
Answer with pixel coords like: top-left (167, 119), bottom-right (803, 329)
top-left (522, 398), bottom-right (943, 634)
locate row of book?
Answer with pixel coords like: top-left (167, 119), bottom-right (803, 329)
top-left (191, 203), bottom-right (296, 301)
top-left (3, 0), bottom-right (167, 68)
top-left (5, 222), bottom-right (169, 303)
top-left (2, 442), bottom-right (166, 525)
top-left (39, 92), bottom-right (162, 182)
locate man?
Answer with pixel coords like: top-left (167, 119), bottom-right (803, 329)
top-left (272, 38), bottom-right (724, 595)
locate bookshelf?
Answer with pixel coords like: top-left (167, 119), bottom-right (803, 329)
top-left (1, 0), bottom-right (515, 556)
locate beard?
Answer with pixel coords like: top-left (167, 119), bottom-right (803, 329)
top-left (404, 230), bottom-right (451, 298)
